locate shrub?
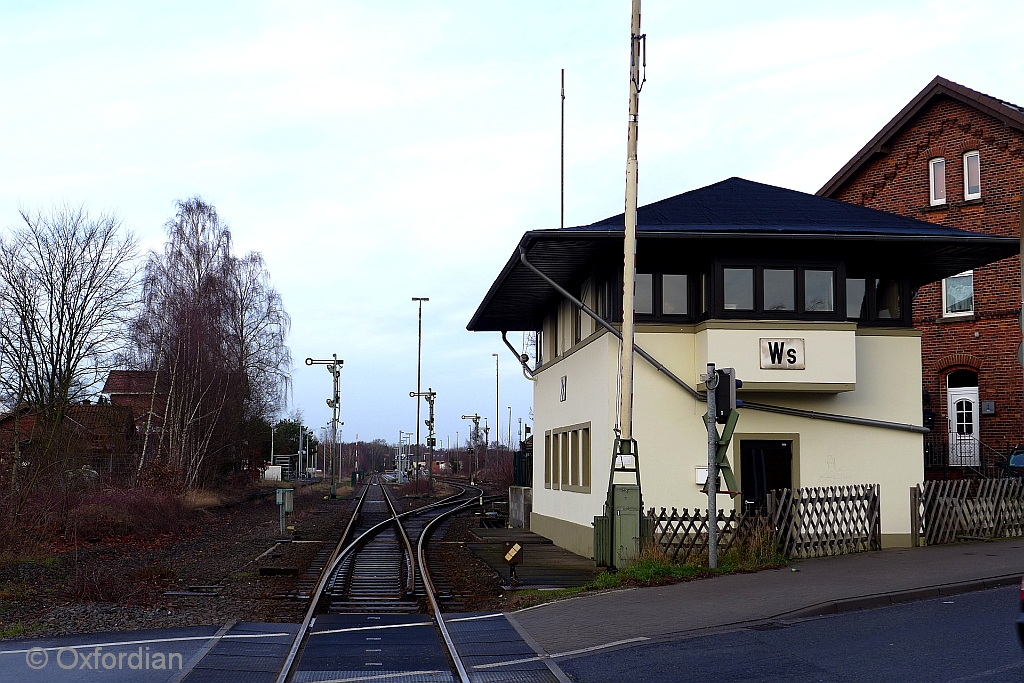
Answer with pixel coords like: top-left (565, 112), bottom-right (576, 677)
top-left (68, 488), bottom-right (190, 539)
top-left (69, 562), bottom-right (144, 602)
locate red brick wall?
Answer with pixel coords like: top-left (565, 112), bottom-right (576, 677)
top-left (832, 96), bottom-right (1024, 453)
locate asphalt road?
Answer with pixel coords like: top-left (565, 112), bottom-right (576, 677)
top-left (559, 586), bottom-right (1023, 683)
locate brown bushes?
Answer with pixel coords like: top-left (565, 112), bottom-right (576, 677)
top-left (68, 488), bottom-right (190, 540)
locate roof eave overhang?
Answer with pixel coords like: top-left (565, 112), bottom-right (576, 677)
top-left (466, 229), bottom-right (1017, 333)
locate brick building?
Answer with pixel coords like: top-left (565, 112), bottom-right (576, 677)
top-left (100, 370), bottom-right (167, 436)
top-left (819, 76), bottom-right (1024, 475)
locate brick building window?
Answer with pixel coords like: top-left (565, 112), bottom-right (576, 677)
top-left (943, 270), bottom-right (974, 317)
top-left (963, 151), bottom-right (981, 200)
top-left (929, 157), bottom-right (946, 206)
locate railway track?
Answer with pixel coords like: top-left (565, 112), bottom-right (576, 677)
top-left (275, 474), bottom-right (481, 683)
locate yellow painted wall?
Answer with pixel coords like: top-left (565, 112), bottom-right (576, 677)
top-left (532, 323), bottom-right (923, 550)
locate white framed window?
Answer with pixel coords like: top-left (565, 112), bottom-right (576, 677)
top-left (929, 157), bottom-right (946, 206)
top-left (942, 270), bottom-right (974, 317)
top-left (963, 151), bottom-right (981, 200)
top-left (547, 423), bottom-right (591, 493)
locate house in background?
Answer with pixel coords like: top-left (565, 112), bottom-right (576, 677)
top-left (467, 177), bottom-right (1016, 558)
top-left (101, 370), bottom-right (167, 439)
top-left (0, 401), bottom-right (136, 474)
top-left (819, 76), bottom-right (1024, 476)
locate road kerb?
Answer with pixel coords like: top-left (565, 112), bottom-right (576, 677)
top-left (778, 573), bottom-right (1021, 620)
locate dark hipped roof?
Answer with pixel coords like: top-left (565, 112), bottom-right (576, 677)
top-left (467, 177), bottom-right (1018, 332)
top-left (818, 76), bottom-right (1024, 198)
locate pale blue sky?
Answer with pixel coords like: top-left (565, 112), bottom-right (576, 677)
top-left (2, 1), bottom-right (1022, 445)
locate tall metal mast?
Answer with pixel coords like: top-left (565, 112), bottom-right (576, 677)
top-left (306, 354), bottom-right (343, 498)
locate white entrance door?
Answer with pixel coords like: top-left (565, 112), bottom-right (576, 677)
top-left (947, 386), bottom-right (980, 467)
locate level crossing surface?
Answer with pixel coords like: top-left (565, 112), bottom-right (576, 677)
top-left (0, 613), bottom-right (564, 683)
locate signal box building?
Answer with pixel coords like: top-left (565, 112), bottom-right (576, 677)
top-left (819, 77), bottom-right (1024, 475)
top-left (468, 178), bottom-right (1016, 558)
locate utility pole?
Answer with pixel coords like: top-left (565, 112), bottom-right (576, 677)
top-left (597, 0), bottom-right (646, 572)
top-left (306, 354), bottom-right (343, 498)
top-left (561, 67), bottom-right (565, 230)
top-left (619, 0), bottom-right (643, 450)
top-left (412, 298), bottom-right (429, 492)
top-left (462, 414), bottom-right (480, 484)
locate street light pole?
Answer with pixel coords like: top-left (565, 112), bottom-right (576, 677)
top-left (412, 297), bottom-right (429, 492)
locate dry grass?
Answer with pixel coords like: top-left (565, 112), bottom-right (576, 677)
top-left (184, 489), bottom-right (225, 509)
top-left (69, 488), bottom-right (190, 539)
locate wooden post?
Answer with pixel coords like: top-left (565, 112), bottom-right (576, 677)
top-left (910, 485), bottom-right (920, 548)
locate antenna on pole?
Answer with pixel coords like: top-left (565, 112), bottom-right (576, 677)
top-left (561, 68), bottom-right (565, 229)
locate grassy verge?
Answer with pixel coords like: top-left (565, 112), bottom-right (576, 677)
top-left (0, 622), bottom-right (41, 639)
top-left (505, 533), bottom-right (788, 611)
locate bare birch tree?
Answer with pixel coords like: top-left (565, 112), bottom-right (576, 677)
top-left (130, 197), bottom-right (291, 488)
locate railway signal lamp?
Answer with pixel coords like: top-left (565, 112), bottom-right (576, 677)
top-left (714, 367), bottom-right (743, 424)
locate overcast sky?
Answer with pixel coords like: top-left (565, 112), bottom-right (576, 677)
top-left (2, 1), bottom-right (1022, 446)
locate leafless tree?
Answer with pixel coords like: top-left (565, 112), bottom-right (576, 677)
top-left (130, 197), bottom-right (290, 488)
top-left (0, 204), bottom-right (137, 518)
top-left (226, 251), bottom-right (292, 420)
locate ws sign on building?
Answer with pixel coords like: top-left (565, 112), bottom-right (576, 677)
top-left (760, 338), bottom-right (805, 370)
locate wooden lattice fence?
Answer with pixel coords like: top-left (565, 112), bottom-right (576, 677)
top-left (911, 478), bottom-right (1024, 546)
top-left (768, 484), bottom-right (881, 559)
top-left (647, 507), bottom-right (765, 563)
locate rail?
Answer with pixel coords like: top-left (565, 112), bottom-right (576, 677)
top-left (380, 477), bottom-right (417, 595)
top-left (417, 484), bottom-right (481, 683)
top-left (274, 476), bottom-right (476, 683)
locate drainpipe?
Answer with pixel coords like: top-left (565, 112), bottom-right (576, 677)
top-left (501, 331), bottom-right (537, 382)
top-left (518, 246), bottom-right (928, 435)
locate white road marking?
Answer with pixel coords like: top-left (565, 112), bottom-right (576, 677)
top-left (472, 655), bottom-right (543, 670)
top-left (0, 631), bottom-right (292, 655)
top-left (550, 636), bottom-right (651, 658)
top-left (312, 622), bottom-right (432, 636)
top-left (446, 612), bottom-right (503, 622)
top-left (470, 636), bottom-right (652, 670)
top-left (302, 671), bottom-right (445, 682)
